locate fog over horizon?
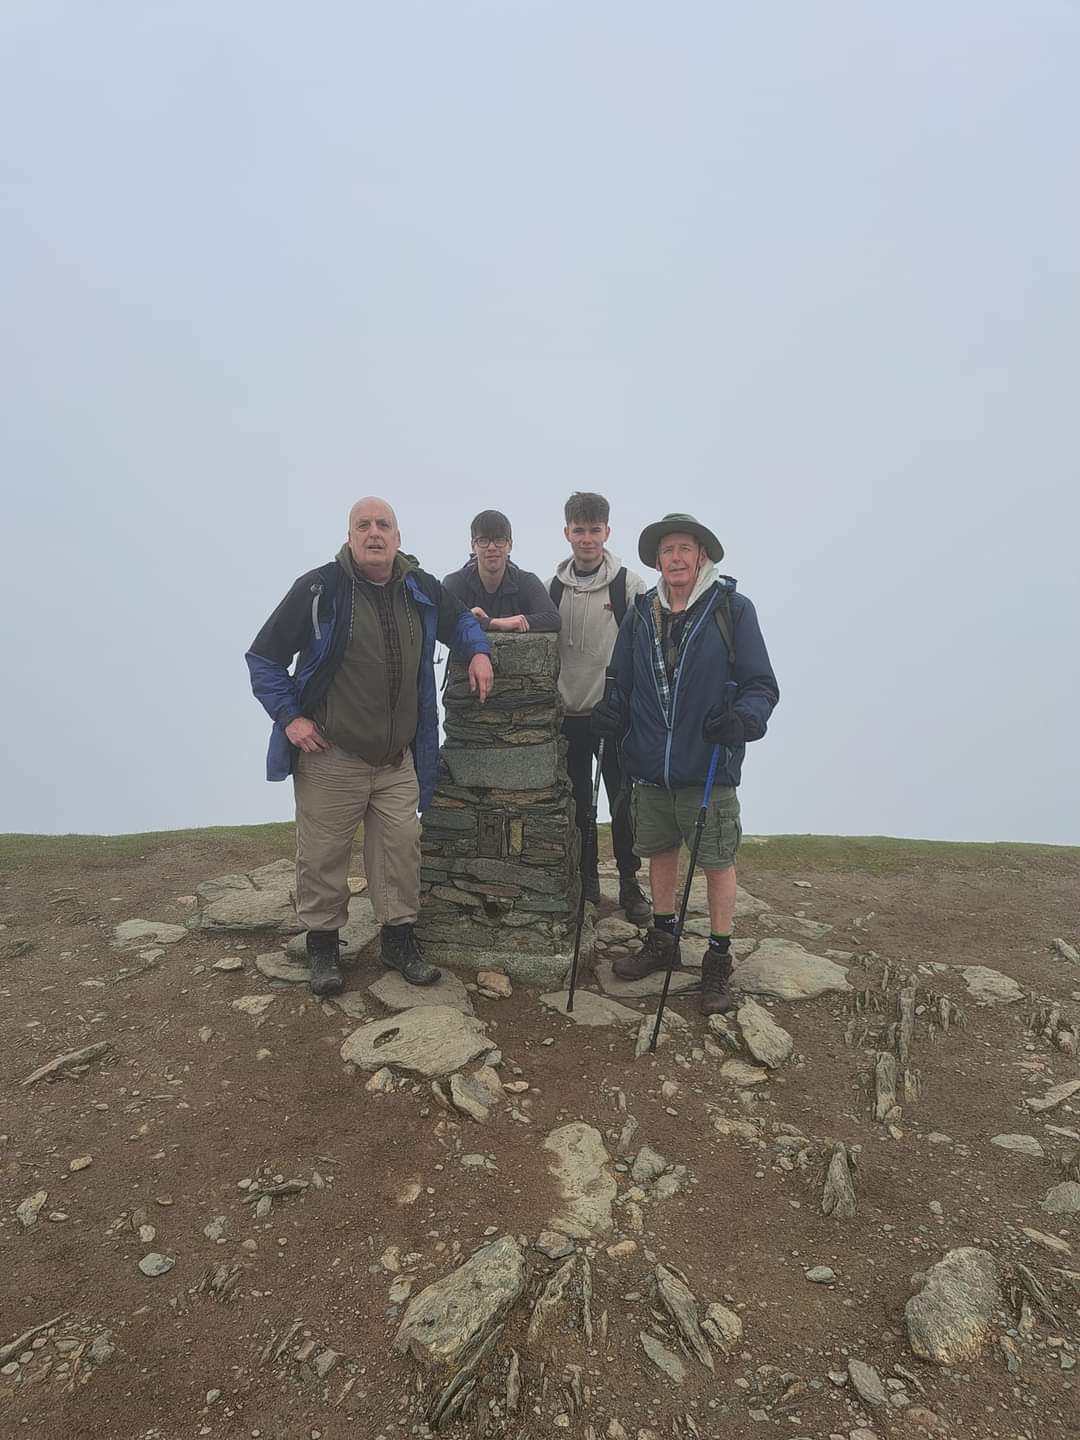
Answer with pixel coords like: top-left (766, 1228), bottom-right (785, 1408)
top-left (2, 3), bottom-right (1077, 845)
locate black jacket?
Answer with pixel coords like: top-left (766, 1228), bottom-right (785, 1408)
top-left (441, 558), bottom-right (561, 632)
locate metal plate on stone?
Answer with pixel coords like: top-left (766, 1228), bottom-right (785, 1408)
top-left (478, 811), bottom-right (507, 858)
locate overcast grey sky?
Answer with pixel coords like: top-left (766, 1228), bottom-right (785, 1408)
top-left (2, 2), bottom-right (1077, 843)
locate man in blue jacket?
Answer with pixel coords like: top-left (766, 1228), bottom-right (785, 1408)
top-left (246, 497), bottom-right (493, 998)
top-left (591, 513), bottom-right (779, 1016)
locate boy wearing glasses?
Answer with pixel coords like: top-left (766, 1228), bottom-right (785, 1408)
top-left (442, 510), bottom-right (561, 634)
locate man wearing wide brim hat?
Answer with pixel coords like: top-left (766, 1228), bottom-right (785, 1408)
top-left (591, 513), bottom-right (779, 1015)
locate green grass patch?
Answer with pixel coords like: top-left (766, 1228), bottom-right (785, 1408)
top-left (597, 825), bottom-right (1080, 877)
top-left (2, 824), bottom-right (1076, 880)
top-left (739, 833), bottom-right (1080, 877)
top-left (0, 824), bottom-right (298, 872)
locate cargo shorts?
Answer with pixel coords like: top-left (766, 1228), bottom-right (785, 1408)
top-left (631, 781), bottom-right (742, 870)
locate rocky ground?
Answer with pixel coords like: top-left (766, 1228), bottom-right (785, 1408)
top-left (1, 829), bottom-right (1079, 1440)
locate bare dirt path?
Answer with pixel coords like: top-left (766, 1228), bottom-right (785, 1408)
top-left (1, 831), bottom-right (1078, 1440)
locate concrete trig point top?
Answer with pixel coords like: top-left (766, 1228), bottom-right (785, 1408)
top-left (416, 633), bottom-right (591, 987)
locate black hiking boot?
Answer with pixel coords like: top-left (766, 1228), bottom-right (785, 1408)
top-left (618, 876), bottom-right (651, 925)
top-left (381, 923), bottom-right (441, 986)
top-left (306, 929), bottom-right (343, 997)
top-left (612, 926), bottom-right (681, 981)
top-left (583, 876), bottom-right (602, 905)
top-left (700, 949), bottom-right (736, 1015)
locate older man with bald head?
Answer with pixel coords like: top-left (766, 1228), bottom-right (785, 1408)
top-left (247, 498), bottom-right (493, 996)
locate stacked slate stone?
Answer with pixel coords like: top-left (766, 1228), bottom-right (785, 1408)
top-left (416, 633), bottom-right (591, 987)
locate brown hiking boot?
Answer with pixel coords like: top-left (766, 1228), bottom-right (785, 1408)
top-left (618, 877), bottom-right (652, 926)
top-left (700, 950), bottom-right (736, 1015)
top-left (612, 927), bottom-right (681, 981)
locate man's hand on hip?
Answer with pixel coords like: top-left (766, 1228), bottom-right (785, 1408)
top-left (468, 653), bottom-right (494, 703)
top-left (285, 716), bottom-right (330, 753)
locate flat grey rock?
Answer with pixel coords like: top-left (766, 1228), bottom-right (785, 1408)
top-left (631, 1144), bottom-right (669, 1186)
top-left (904, 1247), bottom-right (998, 1365)
top-left (1025, 1079), bottom-right (1080, 1113)
top-left (255, 951), bottom-right (311, 984)
top-left (543, 1121), bottom-right (616, 1238)
top-left (449, 1071), bottom-right (492, 1122)
top-left (443, 740), bottom-right (558, 791)
top-left (539, 990), bottom-right (642, 1026)
top-left (535, 1230), bottom-right (575, 1259)
top-left (736, 998), bottom-right (794, 1068)
top-left (211, 957), bottom-right (244, 973)
top-left (848, 1358), bottom-right (886, 1407)
top-left (733, 939), bottom-right (850, 1001)
top-left (231, 994), bottom-right (275, 1020)
top-left (960, 965), bottom-right (1023, 1004)
top-left (720, 1058), bottom-right (768, 1086)
top-left (805, 1266), bottom-right (835, 1284)
top-left (735, 885), bottom-right (772, 917)
top-left (759, 913), bottom-right (833, 942)
top-left (702, 1302), bottom-right (742, 1350)
top-left (369, 969), bottom-right (474, 1015)
top-left (1051, 937), bottom-right (1079, 964)
top-left (596, 916), bottom-right (642, 944)
top-left (424, 942), bottom-right (581, 989)
top-left (990, 1133), bottom-right (1044, 1157)
top-left (1041, 1181), bottom-right (1080, 1215)
top-left (395, 1235), bottom-right (526, 1370)
top-left (332, 993), bottom-right (369, 1020)
top-left (112, 919), bottom-right (188, 948)
top-left (285, 894), bottom-right (380, 961)
top-left (340, 1006), bottom-right (494, 1078)
top-left (640, 1331), bottom-right (686, 1384)
top-left (138, 1252), bottom-right (175, 1277)
top-left (656, 1264), bottom-right (713, 1370)
top-left (187, 859), bottom-right (300, 934)
top-left (594, 958), bottom-right (697, 999)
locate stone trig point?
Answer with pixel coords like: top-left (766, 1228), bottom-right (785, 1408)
top-left (415, 633), bottom-right (590, 986)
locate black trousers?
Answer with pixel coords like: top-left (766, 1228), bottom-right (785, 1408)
top-left (562, 715), bottom-right (639, 881)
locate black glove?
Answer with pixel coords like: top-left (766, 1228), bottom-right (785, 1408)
top-left (590, 696), bottom-right (625, 740)
top-left (702, 705), bottom-right (746, 746)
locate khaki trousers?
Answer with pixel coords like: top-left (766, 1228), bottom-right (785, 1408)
top-left (293, 745), bottom-right (421, 932)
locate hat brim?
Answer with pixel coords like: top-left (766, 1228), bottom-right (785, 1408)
top-left (638, 520), bottom-right (724, 569)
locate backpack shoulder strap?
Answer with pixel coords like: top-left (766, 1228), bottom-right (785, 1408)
top-left (713, 592), bottom-right (737, 665)
top-left (549, 576), bottom-right (564, 608)
top-left (609, 566), bottom-right (628, 627)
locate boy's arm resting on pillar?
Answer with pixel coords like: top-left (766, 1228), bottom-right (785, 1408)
top-left (730, 595), bottom-right (780, 741)
top-left (515, 570), bottom-right (562, 633)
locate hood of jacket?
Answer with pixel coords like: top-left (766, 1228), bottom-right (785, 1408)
top-left (657, 558), bottom-right (717, 613)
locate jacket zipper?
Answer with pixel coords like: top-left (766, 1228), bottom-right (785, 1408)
top-left (663, 594), bottom-right (718, 788)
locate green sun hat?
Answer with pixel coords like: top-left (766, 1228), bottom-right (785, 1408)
top-left (637, 513), bottom-right (724, 569)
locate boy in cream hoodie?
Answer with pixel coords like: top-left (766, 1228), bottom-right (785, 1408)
top-left (549, 492), bottom-right (650, 922)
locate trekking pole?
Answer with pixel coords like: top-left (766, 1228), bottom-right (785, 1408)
top-left (566, 669), bottom-right (618, 1013)
top-left (648, 680), bottom-right (738, 1053)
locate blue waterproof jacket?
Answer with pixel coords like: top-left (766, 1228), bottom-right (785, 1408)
top-left (245, 556), bottom-right (490, 811)
top-left (610, 577), bottom-right (779, 790)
